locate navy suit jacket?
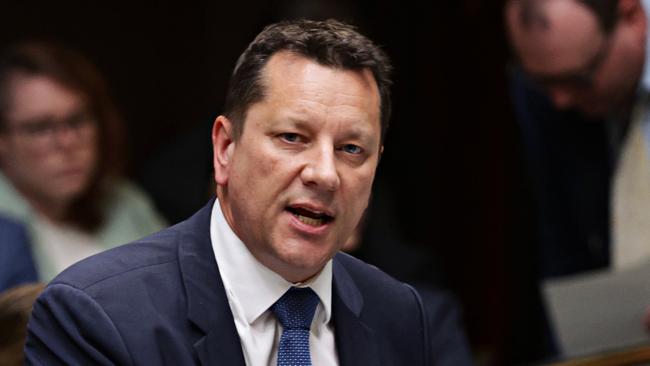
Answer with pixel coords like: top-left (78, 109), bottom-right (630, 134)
top-left (25, 200), bottom-right (457, 365)
top-left (0, 216), bottom-right (38, 292)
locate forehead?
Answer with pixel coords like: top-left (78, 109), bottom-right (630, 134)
top-left (507, 0), bottom-right (605, 74)
top-left (255, 51), bottom-right (381, 130)
top-left (5, 73), bottom-right (83, 123)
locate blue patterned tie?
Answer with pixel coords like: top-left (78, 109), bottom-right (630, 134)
top-left (271, 287), bottom-right (319, 366)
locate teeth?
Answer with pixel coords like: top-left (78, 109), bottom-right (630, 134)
top-left (295, 214), bottom-right (324, 227)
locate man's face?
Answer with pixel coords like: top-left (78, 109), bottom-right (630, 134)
top-left (213, 51), bottom-right (382, 282)
top-left (0, 73), bottom-right (98, 213)
top-left (506, 0), bottom-right (645, 117)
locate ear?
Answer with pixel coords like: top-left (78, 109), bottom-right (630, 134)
top-left (212, 115), bottom-right (235, 186)
top-left (376, 144), bottom-right (384, 165)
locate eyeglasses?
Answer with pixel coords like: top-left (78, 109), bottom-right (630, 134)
top-left (526, 34), bottom-right (612, 90)
top-left (3, 108), bottom-right (97, 145)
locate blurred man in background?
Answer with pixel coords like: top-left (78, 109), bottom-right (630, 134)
top-left (507, 0), bottom-right (650, 274)
top-left (506, 0), bottom-right (650, 359)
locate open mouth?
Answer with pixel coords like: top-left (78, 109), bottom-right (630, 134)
top-left (286, 206), bottom-right (334, 227)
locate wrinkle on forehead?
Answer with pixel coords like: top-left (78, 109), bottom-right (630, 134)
top-left (241, 51), bottom-right (382, 151)
top-left (261, 51), bottom-right (380, 118)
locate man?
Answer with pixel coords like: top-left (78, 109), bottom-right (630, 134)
top-left (506, 0), bottom-right (650, 359)
top-left (25, 20), bottom-right (464, 365)
top-left (506, 0), bottom-right (650, 273)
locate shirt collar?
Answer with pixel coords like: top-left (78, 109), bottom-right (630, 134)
top-left (210, 199), bottom-right (333, 325)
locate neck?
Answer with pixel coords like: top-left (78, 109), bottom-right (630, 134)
top-left (30, 199), bottom-right (69, 223)
top-left (13, 183), bottom-right (70, 223)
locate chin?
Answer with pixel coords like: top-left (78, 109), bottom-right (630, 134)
top-left (49, 184), bottom-right (86, 203)
top-left (281, 251), bottom-right (328, 269)
top-left (276, 248), bottom-right (333, 277)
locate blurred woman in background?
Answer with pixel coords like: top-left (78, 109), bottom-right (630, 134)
top-left (0, 42), bottom-right (166, 281)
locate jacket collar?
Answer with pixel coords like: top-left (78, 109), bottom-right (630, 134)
top-left (177, 198), bottom-right (246, 366)
top-left (332, 253), bottom-right (381, 366)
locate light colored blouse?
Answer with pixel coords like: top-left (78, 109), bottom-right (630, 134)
top-left (0, 172), bottom-right (167, 281)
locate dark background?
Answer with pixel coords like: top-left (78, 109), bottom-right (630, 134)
top-left (1, 1), bottom-right (545, 364)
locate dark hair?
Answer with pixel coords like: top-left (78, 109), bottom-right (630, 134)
top-left (0, 42), bottom-right (125, 231)
top-left (0, 283), bottom-right (44, 366)
top-left (515, 0), bottom-right (619, 34)
top-left (223, 19), bottom-right (392, 143)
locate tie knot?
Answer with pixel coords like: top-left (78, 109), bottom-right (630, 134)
top-left (271, 287), bottom-right (319, 330)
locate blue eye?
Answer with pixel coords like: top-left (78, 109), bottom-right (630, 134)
top-left (342, 144), bottom-right (362, 154)
top-left (279, 133), bottom-right (301, 143)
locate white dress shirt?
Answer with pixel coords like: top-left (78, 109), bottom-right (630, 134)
top-left (611, 0), bottom-right (650, 269)
top-left (210, 200), bottom-right (339, 366)
top-left (33, 213), bottom-right (104, 276)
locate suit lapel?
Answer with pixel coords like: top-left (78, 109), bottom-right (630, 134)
top-left (177, 199), bottom-right (246, 366)
top-left (332, 255), bottom-right (381, 366)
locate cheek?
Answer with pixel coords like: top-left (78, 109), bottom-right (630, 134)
top-left (597, 56), bottom-right (629, 94)
top-left (245, 146), bottom-right (293, 190)
top-left (352, 164), bottom-right (377, 194)
top-left (2, 146), bottom-right (55, 189)
top-left (230, 147), bottom-right (285, 208)
top-left (342, 171), bottom-right (375, 216)
top-left (10, 144), bottom-right (51, 172)
top-left (594, 73), bottom-right (616, 95)
top-left (83, 138), bottom-right (99, 171)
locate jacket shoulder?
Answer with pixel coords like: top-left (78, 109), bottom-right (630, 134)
top-left (51, 220), bottom-right (188, 291)
top-left (334, 251), bottom-right (418, 298)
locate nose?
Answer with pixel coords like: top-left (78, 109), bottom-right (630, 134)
top-left (548, 86), bottom-right (576, 109)
top-left (300, 145), bottom-right (341, 192)
top-left (52, 123), bottom-right (81, 149)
